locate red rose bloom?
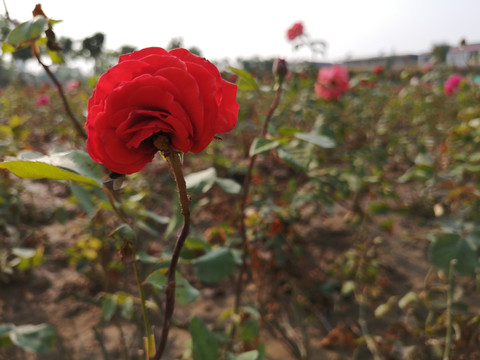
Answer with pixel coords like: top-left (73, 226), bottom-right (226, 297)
top-left (86, 47), bottom-right (238, 174)
top-left (314, 65), bottom-right (350, 100)
top-left (286, 22), bottom-right (304, 41)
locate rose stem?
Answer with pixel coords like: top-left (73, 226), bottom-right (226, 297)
top-left (153, 138), bottom-right (190, 360)
top-left (31, 43), bottom-right (87, 140)
top-left (233, 77), bottom-right (284, 334)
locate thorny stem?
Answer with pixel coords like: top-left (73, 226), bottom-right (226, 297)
top-left (234, 81), bottom-right (283, 319)
top-left (31, 44), bottom-right (87, 140)
top-left (153, 141), bottom-right (190, 360)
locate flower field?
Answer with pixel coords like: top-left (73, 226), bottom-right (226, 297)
top-left (1, 11), bottom-right (480, 360)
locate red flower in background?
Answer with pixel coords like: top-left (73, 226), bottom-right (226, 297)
top-left (444, 74), bottom-right (463, 96)
top-left (86, 47), bottom-right (239, 174)
top-left (35, 94), bottom-right (50, 106)
top-left (373, 65), bottom-right (384, 74)
top-left (286, 22), bottom-right (304, 40)
top-left (314, 65), bottom-right (350, 100)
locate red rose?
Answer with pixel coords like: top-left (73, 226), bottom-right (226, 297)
top-left (286, 22), bottom-right (304, 41)
top-left (86, 47), bottom-right (238, 174)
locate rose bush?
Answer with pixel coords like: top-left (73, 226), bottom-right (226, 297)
top-left (86, 47), bottom-right (239, 174)
top-left (314, 65), bottom-right (350, 100)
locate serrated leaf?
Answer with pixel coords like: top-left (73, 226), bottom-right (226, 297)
top-left (190, 316), bottom-right (219, 360)
top-left (6, 16), bottom-right (47, 48)
top-left (294, 132), bottom-right (336, 148)
top-left (193, 248), bottom-right (237, 283)
top-left (249, 137), bottom-right (280, 156)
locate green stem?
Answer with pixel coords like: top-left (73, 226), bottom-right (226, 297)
top-left (153, 150), bottom-right (190, 360)
top-left (133, 259), bottom-right (152, 341)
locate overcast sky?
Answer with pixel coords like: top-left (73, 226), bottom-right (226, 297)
top-left (4, 0), bottom-right (480, 63)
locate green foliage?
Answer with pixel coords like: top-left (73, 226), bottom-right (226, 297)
top-left (4, 16), bottom-right (47, 49)
top-left (0, 150), bottom-right (102, 186)
top-left (0, 323), bottom-right (56, 354)
top-left (192, 247), bottom-right (238, 283)
top-left (189, 316), bottom-right (219, 360)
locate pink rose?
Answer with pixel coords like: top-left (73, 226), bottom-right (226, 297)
top-left (286, 22), bottom-right (304, 41)
top-left (314, 65), bottom-right (350, 100)
top-left (444, 74), bottom-right (463, 96)
top-left (35, 94), bottom-right (50, 106)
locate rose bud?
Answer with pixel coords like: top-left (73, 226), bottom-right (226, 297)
top-left (273, 58), bottom-right (288, 81)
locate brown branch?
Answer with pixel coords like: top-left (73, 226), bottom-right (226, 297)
top-left (153, 147), bottom-right (190, 360)
top-left (234, 81), bottom-right (283, 313)
top-left (31, 45), bottom-right (87, 140)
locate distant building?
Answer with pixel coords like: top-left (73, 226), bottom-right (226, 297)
top-left (342, 54), bottom-right (418, 72)
top-left (446, 43), bottom-right (480, 67)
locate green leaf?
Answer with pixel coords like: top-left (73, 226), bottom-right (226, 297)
top-left (47, 49), bottom-right (64, 64)
top-left (31, 150), bottom-right (103, 183)
top-left (367, 202), bottom-right (389, 214)
top-left (189, 316), bottom-right (219, 360)
top-left (6, 16), bottom-right (47, 48)
top-left (215, 177), bottom-right (241, 194)
top-left (9, 324), bottom-right (56, 354)
top-left (249, 137), bottom-right (280, 156)
top-left (144, 269), bottom-right (199, 305)
top-left (294, 132), bottom-right (336, 148)
top-left (101, 295), bottom-right (117, 322)
top-left (1, 42), bottom-right (16, 53)
top-left (240, 319), bottom-right (259, 342)
top-left (70, 182), bottom-right (96, 215)
top-left (185, 167), bottom-right (217, 193)
top-left (110, 224), bottom-right (137, 242)
top-left (193, 248), bottom-right (237, 283)
top-left (228, 67), bottom-right (258, 91)
top-left (0, 160), bottom-right (99, 186)
top-left (429, 233), bottom-right (479, 276)
top-left (0, 323), bottom-right (15, 337)
top-left (176, 274), bottom-right (200, 305)
top-left (144, 269), bottom-right (168, 290)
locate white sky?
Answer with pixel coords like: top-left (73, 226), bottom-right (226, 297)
top-left (5, 0), bottom-right (480, 63)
